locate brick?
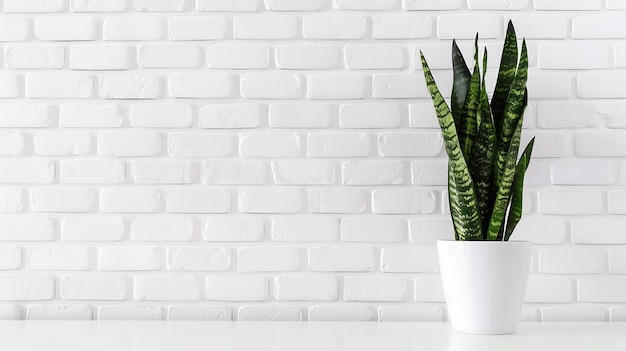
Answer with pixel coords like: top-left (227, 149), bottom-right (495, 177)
top-left (551, 160), bottom-right (617, 185)
top-left (536, 102), bottom-right (601, 129)
top-left (99, 188), bottom-right (162, 213)
top-left (27, 246), bottom-right (92, 270)
top-left (505, 14), bottom-right (568, 39)
top-left (574, 132), bottom-right (626, 157)
top-left (341, 217), bottom-right (406, 242)
top-left (131, 216), bottom-right (194, 241)
top-left (414, 277), bottom-right (444, 302)
top-left (207, 45), bottom-right (270, 69)
top-left (578, 73), bottom-right (626, 99)
top-left (307, 74), bottom-right (367, 99)
top-left (308, 188), bottom-right (367, 213)
top-left (168, 73), bottom-right (234, 98)
top-left (378, 133), bottom-right (442, 157)
top-left (234, 15), bottom-right (298, 40)
top-left (372, 14), bottom-right (432, 39)
top-left (0, 160), bottom-right (55, 184)
top-left (271, 217), bottom-right (339, 242)
top-left (579, 278), bottom-right (626, 302)
top-left (165, 188), bottom-right (231, 214)
top-left (437, 15), bottom-right (501, 40)
top-left (309, 306), bottom-right (376, 321)
top-left (539, 247), bottom-right (605, 274)
top-left (239, 133), bottom-right (301, 157)
top-left (34, 131), bottom-right (92, 156)
top-left (303, 15), bottom-right (367, 40)
top-left (0, 18), bottom-right (29, 41)
top-left (98, 246), bottom-right (162, 271)
top-left (272, 161), bottom-right (335, 185)
top-left (0, 247), bottom-right (22, 269)
top-left (537, 190), bottom-right (603, 215)
top-left (411, 161), bottom-right (446, 186)
top-left (572, 220), bottom-right (626, 245)
top-left (196, 0), bottom-right (260, 11)
top-left (0, 276), bottom-right (54, 300)
top-left (98, 132), bottom-right (162, 157)
top-left (608, 104), bottom-right (626, 128)
top-left (4, 46), bottom-right (65, 69)
top-left (608, 0), bottom-right (626, 9)
top-left (344, 276), bottom-right (408, 302)
top-left (99, 75), bottom-right (161, 99)
top-left (264, 0), bottom-right (326, 11)
top-left (344, 45), bottom-right (407, 70)
top-left (274, 275), bottom-right (338, 301)
top-left (238, 188), bottom-right (305, 213)
top-left (334, 0), bottom-right (397, 10)
top-left (469, 0), bottom-right (528, 9)
top-left (34, 17), bottom-right (95, 41)
top-left (131, 160), bottom-right (197, 184)
top-left (238, 306), bottom-right (303, 321)
top-left (0, 188), bottom-right (24, 213)
top-left (27, 74), bottom-right (93, 99)
top-left (402, 0), bottom-right (462, 10)
top-left (372, 189), bottom-right (437, 214)
top-left (104, 17), bottom-right (164, 41)
top-left (4, 0), bottom-right (64, 12)
top-left (342, 161), bottom-right (404, 185)
top-left (168, 16), bottom-right (227, 41)
top-left (372, 73), bottom-right (429, 99)
top-left (240, 74), bottom-right (302, 99)
top-left (276, 45), bottom-right (340, 70)
top-left (269, 104), bottom-right (334, 128)
top-left (522, 132), bottom-right (566, 158)
top-left (238, 247), bottom-right (300, 272)
top-left (0, 131), bottom-right (25, 156)
top-left (0, 305), bottom-right (21, 320)
top-left (199, 104), bottom-right (262, 129)
top-left (525, 278), bottom-right (574, 303)
top-left (527, 73), bottom-right (571, 99)
top-left (138, 44), bottom-right (200, 68)
top-left (167, 247), bottom-right (231, 271)
top-left (541, 307), bottom-right (607, 322)
top-left (60, 217), bottom-right (125, 241)
top-left (59, 104), bottom-right (124, 128)
top-left (27, 305), bottom-right (92, 320)
top-left (98, 306), bottom-right (163, 320)
top-left (307, 133), bottom-right (370, 157)
top-left (30, 188), bottom-right (96, 213)
top-left (168, 133), bottom-right (234, 157)
top-left (0, 74), bottom-right (21, 98)
top-left (610, 250), bottom-right (626, 274)
top-left (167, 306), bottom-right (232, 321)
top-left (205, 276), bottom-right (268, 301)
top-left (534, 0), bottom-right (601, 10)
top-left (513, 218), bottom-right (568, 244)
top-left (70, 45), bottom-right (131, 70)
top-left (202, 160), bottom-right (267, 185)
top-left (135, 0), bottom-right (186, 11)
top-left (540, 43), bottom-right (611, 70)
top-left (381, 245), bottom-right (438, 273)
top-left (0, 217), bottom-right (55, 241)
top-left (409, 218), bottom-right (454, 243)
top-left (130, 103), bottom-right (192, 128)
top-left (378, 306), bottom-right (444, 322)
top-left (134, 276), bottom-right (201, 301)
top-left (308, 246), bottom-right (375, 272)
top-left (202, 217), bottom-right (264, 242)
top-left (575, 15), bottom-right (626, 40)
top-left (71, 0), bottom-right (127, 12)
top-left (609, 190), bottom-right (626, 214)
top-left (60, 160), bottom-right (125, 184)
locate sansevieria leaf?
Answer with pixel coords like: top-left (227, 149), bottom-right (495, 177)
top-left (504, 137), bottom-right (535, 241)
top-left (492, 20), bottom-right (519, 137)
top-left (458, 35), bottom-right (481, 160)
top-left (451, 40), bottom-right (472, 132)
top-left (420, 51), bottom-right (482, 240)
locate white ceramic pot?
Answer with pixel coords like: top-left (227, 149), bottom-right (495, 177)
top-left (437, 240), bottom-right (532, 335)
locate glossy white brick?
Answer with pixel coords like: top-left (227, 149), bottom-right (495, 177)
top-left (27, 74), bottom-right (93, 99)
top-left (437, 15), bottom-right (501, 40)
top-left (135, 0), bottom-right (186, 11)
top-left (34, 131), bottom-right (92, 156)
top-left (238, 247), bottom-right (300, 272)
top-left (196, 0), bottom-right (260, 11)
top-left (403, 0), bottom-right (462, 10)
top-left (573, 15), bottom-right (626, 39)
top-left (339, 103), bottom-right (403, 129)
top-left (240, 74), bottom-right (302, 99)
top-left (534, 0), bottom-right (600, 10)
top-left (574, 132), bottom-right (626, 157)
top-left (608, 0), bottom-right (626, 9)
top-left (378, 306), bottom-right (444, 322)
top-left (202, 217), bottom-right (264, 242)
top-left (271, 217), bottom-right (339, 242)
top-left (205, 276), bottom-right (268, 301)
top-left (274, 275), bottom-right (338, 301)
top-left (100, 75), bottom-right (161, 99)
top-left (0, 305), bottom-right (22, 320)
top-left (202, 160), bottom-right (267, 185)
top-left (378, 132), bottom-right (442, 157)
top-left (342, 161), bottom-right (404, 186)
top-left (0, 131), bottom-right (25, 156)
top-left (238, 188), bottom-right (305, 213)
top-left (168, 73), bottom-right (233, 99)
top-left (550, 160), bottom-right (618, 185)
top-left (409, 218), bottom-right (455, 243)
top-left (307, 133), bottom-right (370, 157)
top-left (234, 15), bottom-right (298, 40)
top-left (539, 247), bottom-right (606, 274)
top-left (536, 102), bottom-right (601, 129)
top-left (372, 14), bottom-right (432, 39)
top-left (0, 74), bottom-right (21, 98)
top-left (0, 276), bottom-right (54, 301)
top-left (610, 250), bottom-right (626, 274)
top-left (130, 103), bottom-right (192, 128)
top-left (0, 188), bottom-right (24, 213)
top-left (469, 0), bottom-right (528, 9)
top-left (138, 44), bottom-right (201, 68)
top-left (70, 45), bottom-right (131, 71)
top-left (381, 245), bottom-right (438, 273)
top-left (60, 217), bottom-right (125, 242)
top-left (541, 307), bottom-right (607, 322)
top-left (98, 306), bottom-right (163, 320)
top-left (303, 15), bottom-right (367, 40)
top-left (609, 190), bottom-right (626, 214)
top-left (539, 44), bottom-right (611, 70)
top-left (265, 0), bottom-right (326, 11)
top-left (60, 160), bottom-right (125, 184)
top-left (272, 161), bottom-right (335, 185)
top-left (372, 74), bottom-right (425, 99)
top-left (30, 188), bottom-right (96, 213)
top-left (411, 161), bottom-right (446, 186)
top-left (309, 305), bottom-right (376, 321)
top-left (275, 45), bottom-right (340, 70)
top-left (308, 246), bottom-right (375, 272)
top-left (269, 104), bottom-right (334, 128)
top-left (99, 188), bottom-right (162, 213)
top-left (61, 276), bottom-right (127, 300)
top-left (165, 188), bottom-right (231, 214)
top-left (71, 0), bottom-right (127, 12)
top-left (573, 220), bottom-right (626, 245)
top-left (414, 276), bottom-right (444, 302)
top-left (334, 0), bottom-right (397, 10)
top-left (513, 218), bottom-right (568, 244)
top-left (340, 218), bottom-right (405, 242)
top-left (537, 190), bottom-right (603, 215)
top-left (135, 276), bottom-right (200, 301)
top-left (0, 104), bottom-right (52, 128)
top-left (372, 189), bottom-right (437, 214)
top-left (505, 14), bottom-right (568, 39)
top-left (578, 278), bottom-right (626, 302)
top-left (4, 0), bottom-right (64, 12)
top-left (167, 306), bottom-right (232, 321)
top-left (104, 17), bottom-right (165, 41)
top-left (308, 188), bottom-right (367, 214)
top-left (0, 18), bottom-right (29, 41)
top-left (98, 132), bottom-right (161, 157)
top-left (208, 45), bottom-right (270, 69)
top-left (59, 103), bottom-right (124, 128)
top-left (131, 216), bottom-right (194, 241)
top-left (0, 160), bottom-right (55, 184)
top-left (167, 247), bottom-right (231, 271)
top-left (131, 160), bottom-right (196, 184)
top-left (169, 16), bottom-right (227, 41)
top-left (34, 17), bottom-right (96, 41)
top-left (238, 306), bottom-right (303, 321)
top-left (527, 73), bottom-right (571, 99)
top-left (344, 276), bottom-right (409, 302)
top-left (27, 246), bottom-right (92, 271)
top-left (168, 133), bottom-right (234, 157)
top-left (27, 305), bottom-right (92, 320)
top-left (4, 46), bottom-right (65, 69)
top-left (344, 45), bottom-right (407, 70)
top-left (240, 133), bottom-right (301, 158)
top-left (525, 278), bottom-right (575, 303)
top-left (98, 246), bottom-right (162, 271)
top-left (307, 74), bottom-right (367, 99)
top-left (0, 247), bottom-right (22, 270)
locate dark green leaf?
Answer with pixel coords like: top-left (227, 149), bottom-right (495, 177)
top-left (458, 35), bottom-right (481, 160)
top-left (451, 40), bottom-right (472, 129)
top-left (504, 137), bottom-right (535, 241)
top-left (491, 20), bottom-right (518, 137)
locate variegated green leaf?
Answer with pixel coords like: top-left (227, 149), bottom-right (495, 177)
top-left (451, 39), bottom-right (472, 129)
top-left (504, 137), bottom-right (535, 241)
top-left (458, 35), bottom-right (481, 160)
top-left (420, 51), bottom-right (482, 240)
top-left (491, 20), bottom-right (518, 137)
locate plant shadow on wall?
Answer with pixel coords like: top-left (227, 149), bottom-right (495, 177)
top-left (419, 21), bottom-right (535, 335)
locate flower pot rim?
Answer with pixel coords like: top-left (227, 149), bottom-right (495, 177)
top-left (436, 239), bottom-right (531, 245)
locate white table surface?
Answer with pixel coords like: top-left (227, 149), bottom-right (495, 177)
top-left (1, 321), bottom-right (625, 351)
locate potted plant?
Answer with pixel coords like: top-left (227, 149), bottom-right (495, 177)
top-left (419, 21), bottom-right (535, 334)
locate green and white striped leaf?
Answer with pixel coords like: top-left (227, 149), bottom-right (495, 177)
top-left (491, 20), bottom-right (518, 137)
top-left (451, 39), bottom-right (472, 130)
top-left (458, 35), bottom-right (481, 160)
top-left (504, 137), bottom-right (535, 241)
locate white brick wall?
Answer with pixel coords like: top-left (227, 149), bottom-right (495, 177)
top-left (0, 0), bottom-right (622, 322)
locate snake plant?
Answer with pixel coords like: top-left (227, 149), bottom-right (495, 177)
top-left (420, 21), bottom-right (535, 241)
